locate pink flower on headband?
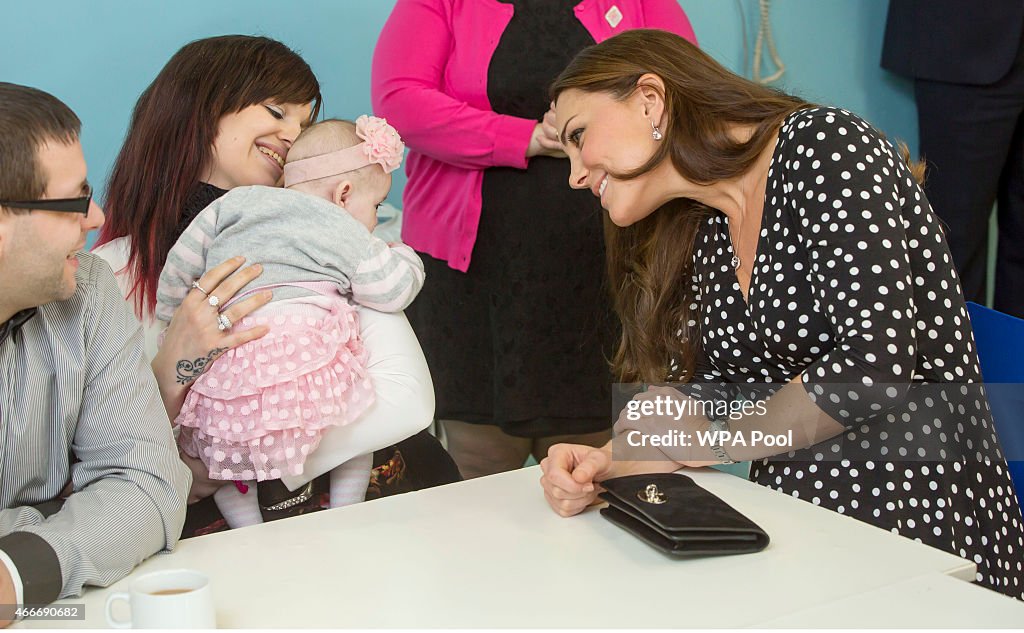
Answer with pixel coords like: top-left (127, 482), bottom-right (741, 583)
top-left (356, 115), bottom-right (405, 173)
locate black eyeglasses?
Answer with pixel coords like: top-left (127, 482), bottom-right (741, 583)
top-left (0, 185), bottom-right (93, 215)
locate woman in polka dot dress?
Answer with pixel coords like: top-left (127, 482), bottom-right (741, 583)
top-left (539, 29), bottom-right (1024, 599)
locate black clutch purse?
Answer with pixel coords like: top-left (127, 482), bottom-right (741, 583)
top-left (598, 473), bottom-right (770, 557)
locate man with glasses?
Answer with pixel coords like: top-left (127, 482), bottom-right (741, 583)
top-left (0, 83), bottom-right (189, 625)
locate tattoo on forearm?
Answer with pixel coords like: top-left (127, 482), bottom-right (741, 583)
top-left (176, 347), bottom-right (229, 384)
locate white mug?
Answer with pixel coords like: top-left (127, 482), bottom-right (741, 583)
top-left (104, 568), bottom-right (216, 629)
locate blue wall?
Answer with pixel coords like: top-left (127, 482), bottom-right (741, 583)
top-left (681, 0), bottom-right (916, 147)
top-left (3, 0), bottom-right (915, 214)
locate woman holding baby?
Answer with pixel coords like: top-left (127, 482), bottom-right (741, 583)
top-left (93, 35), bottom-right (460, 536)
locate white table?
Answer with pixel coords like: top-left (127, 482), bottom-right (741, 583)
top-left (759, 573), bottom-right (1024, 628)
top-left (23, 466), bottom-right (1020, 628)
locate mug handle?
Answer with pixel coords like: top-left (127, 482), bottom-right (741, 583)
top-left (105, 592), bottom-right (132, 629)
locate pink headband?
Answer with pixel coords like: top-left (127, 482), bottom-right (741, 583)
top-left (283, 115), bottom-right (405, 187)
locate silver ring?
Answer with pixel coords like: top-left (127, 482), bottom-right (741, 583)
top-left (217, 313), bottom-right (232, 331)
top-left (191, 280), bottom-right (209, 296)
top-left (208, 295), bottom-right (221, 308)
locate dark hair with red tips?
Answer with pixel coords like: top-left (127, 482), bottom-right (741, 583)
top-left (96, 35), bottom-right (321, 316)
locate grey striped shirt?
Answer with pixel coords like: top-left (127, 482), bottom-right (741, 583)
top-left (0, 252), bottom-right (191, 604)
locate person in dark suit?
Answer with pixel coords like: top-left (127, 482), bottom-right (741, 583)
top-left (882, 0), bottom-right (1024, 317)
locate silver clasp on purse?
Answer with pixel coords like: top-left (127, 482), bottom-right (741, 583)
top-left (637, 483), bottom-right (667, 504)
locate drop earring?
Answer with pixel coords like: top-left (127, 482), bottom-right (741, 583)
top-left (651, 120), bottom-right (663, 141)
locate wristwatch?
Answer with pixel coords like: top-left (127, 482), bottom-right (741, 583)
top-left (708, 418), bottom-right (737, 464)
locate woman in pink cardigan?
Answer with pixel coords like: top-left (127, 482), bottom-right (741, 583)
top-left (372, 0), bottom-right (697, 478)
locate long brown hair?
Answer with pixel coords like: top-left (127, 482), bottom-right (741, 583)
top-left (96, 35), bottom-right (322, 316)
top-left (550, 29), bottom-right (812, 383)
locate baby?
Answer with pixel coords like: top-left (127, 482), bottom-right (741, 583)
top-left (157, 116), bottom-right (422, 527)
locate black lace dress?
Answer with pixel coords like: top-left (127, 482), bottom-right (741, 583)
top-left (405, 0), bottom-right (616, 437)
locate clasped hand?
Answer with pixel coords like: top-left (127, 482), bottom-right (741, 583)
top-left (527, 103), bottom-right (566, 158)
top-left (540, 386), bottom-right (708, 517)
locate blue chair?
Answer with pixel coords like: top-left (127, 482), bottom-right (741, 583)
top-left (965, 302), bottom-right (1024, 504)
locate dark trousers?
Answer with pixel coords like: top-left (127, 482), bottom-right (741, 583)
top-left (914, 38), bottom-right (1024, 317)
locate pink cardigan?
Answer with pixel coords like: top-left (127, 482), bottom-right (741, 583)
top-left (371, 0), bottom-right (697, 271)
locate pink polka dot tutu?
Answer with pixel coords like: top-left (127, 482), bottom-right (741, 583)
top-left (176, 296), bottom-right (374, 481)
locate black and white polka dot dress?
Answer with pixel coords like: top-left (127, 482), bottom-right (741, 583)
top-left (686, 107), bottom-right (1024, 599)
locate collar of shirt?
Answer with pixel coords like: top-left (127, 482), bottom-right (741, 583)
top-left (0, 308), bottom-right (38, 346)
